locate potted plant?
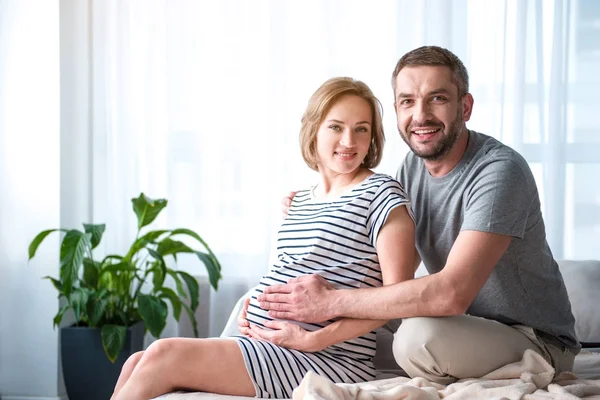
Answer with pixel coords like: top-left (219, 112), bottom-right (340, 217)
top-left (28, 193), bottom-right (222, 400)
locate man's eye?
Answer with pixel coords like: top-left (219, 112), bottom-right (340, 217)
top-left (400, 99), bottom-right (413, 106)
top-left (432, 96), bottom-right (447, 102)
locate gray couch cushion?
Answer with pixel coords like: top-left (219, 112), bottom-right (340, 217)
top-left (558, 259), bottom-right (600, 344)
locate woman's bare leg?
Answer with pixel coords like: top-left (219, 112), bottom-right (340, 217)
top-left (113, 337), bottom-right (255, 400)
top-left (110, 351), bottom-right (144, 400)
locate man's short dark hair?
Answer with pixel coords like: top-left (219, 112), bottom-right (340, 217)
top-left (391, 46), bottom-right (469, 97)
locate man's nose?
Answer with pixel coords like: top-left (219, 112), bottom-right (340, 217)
top-left (413, 101), bottom-right (433, 124)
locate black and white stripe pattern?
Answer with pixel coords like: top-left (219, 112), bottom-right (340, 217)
top-left (232, 173), bottom-right (412, 398)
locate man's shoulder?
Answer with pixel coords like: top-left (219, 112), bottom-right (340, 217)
top-left (470, 131), bottom-right (530, 171)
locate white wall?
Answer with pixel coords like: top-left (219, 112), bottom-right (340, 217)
top-left (0, 0), bottom-right (64, 399)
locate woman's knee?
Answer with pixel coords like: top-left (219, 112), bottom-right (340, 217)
top-left (138, 338), bottom-right (179, 368)
top-left (122, 350), bottom-right (145, 370)
top-left (147, 338), bottom-right (177, 356)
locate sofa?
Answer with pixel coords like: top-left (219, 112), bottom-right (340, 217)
top-left (155, 259), bottom-right (600, 399)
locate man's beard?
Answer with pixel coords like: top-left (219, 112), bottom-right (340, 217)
top-left (399, 111), bottom-right (463, 161)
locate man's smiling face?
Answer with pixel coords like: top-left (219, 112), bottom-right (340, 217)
top-left (394, 65), bottom-right (467, 161)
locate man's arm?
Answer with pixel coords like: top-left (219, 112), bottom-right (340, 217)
top-left (259, 229), bottom-right (511, 321)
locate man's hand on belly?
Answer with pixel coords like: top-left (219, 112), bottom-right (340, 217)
top-left (258, 274), bottom-right (338, 323)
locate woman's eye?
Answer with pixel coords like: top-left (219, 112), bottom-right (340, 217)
top-left (329, 125), bottom-right (341, 131)
top-left (356, 126), bottom-right (368, 133)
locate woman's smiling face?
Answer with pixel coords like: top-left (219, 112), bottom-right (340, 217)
top-left (315, 94), bottom-right (372, 178)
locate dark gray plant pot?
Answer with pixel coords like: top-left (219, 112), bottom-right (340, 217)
top-left (60, 321), bottom-right (145, 400)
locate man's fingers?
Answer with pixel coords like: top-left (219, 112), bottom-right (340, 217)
top-left (261, 284), bottom-right (293, 296)
top-left (268, 310), bottom-right (295, 320)
top-left (283, 191), bottom-right (296, 206)
top-left (259, 300), bottom-right (292, 312)
top-left (281, 191), bottom-right (297, 219)
top-left (289, 274), bottom-right (315, 283)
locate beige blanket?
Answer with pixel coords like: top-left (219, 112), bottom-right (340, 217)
top-left (292, 350), bottom-right (600, 399)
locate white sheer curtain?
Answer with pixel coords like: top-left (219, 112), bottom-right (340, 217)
top-left (88, 0), bottom-right (600, 336)
top-left (0, 0), bottom-right (63, 397)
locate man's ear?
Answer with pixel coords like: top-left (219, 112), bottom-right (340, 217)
top-left (462, 93), bottom-right (474, 122)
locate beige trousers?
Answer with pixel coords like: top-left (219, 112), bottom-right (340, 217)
top-left (392, 315), bottom-right (575, 385)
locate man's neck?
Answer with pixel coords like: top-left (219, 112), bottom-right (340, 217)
top-left (424, 128), bottom-right (470, 177)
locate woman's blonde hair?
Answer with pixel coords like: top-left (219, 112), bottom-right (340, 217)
top-left (300, 77), bottom-right (385, 171)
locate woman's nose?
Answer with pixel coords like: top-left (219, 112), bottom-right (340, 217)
top-left (339, 129), bottom-right (356, 147)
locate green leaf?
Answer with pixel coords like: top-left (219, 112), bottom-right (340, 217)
top-left (157, 238), bottom-right (193, 256)
top-left (181, 302), bottom-right (199, 337)
top-left (158, 287), bottom-right (182, 320)
top-left (42, 275), bottom-right (63, 292)
top-left (98, 262), bottom-right (137, 278)
top-left (195, 251), bottom-right (222, 290)
top-left (101, 325), bottom-right (127, 363)
top-left (83, 258), bottom-right (100, 288)
top-left (101, 254), bottom-right (124, 264)
top-left (166, 269), bottom-right (186, 298)
top-left (28, 229), bottom-right (67, 260)
top-left (97, 269), bottom-right (114, 291)
top-left (87, 292), bottom-right (107, 327)
top-left (115, 309), bottom-right (129, 326)
top-left (138, 294), bottom-right (168, 338)
top-left (83, 223), bottom-right (106, 249)
top-left (140, 230), bottom-right (170, 242)
top-left (69, 288), bottom-right (90, 322)
top-left (59, 230), bottom-right (92, 296)
top-left (124, 230), bottom-right (169, 262)
top-left (131, 194), bottom-right (168, 230)
top-left (147, 248), bottom-right (167, 288)
top-left (177, 271), bottom-right (199, 311)
top-left (151, 262), bottom-right (166, 289)
top-left (170, 229), bottom-right (221, 270)
top-left (53, 304), bottom-right (70, 328)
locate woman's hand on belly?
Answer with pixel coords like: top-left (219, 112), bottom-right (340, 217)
top-left (237, 298), bottom-right (251, 337)
top-left (247, 320), bottom-right (322, 352)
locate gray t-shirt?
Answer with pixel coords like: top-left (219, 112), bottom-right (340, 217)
top-left (398, 130), bottom-right (580, 353)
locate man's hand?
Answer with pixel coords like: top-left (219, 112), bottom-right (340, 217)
top-left (258, 274), bottom-right (337, 323)
top-left (281, 191), bottom-right (297, 219)
top-left (247, 321), bottom-right (322, 352)
top-left (237, 298), bottom-right (251, 337)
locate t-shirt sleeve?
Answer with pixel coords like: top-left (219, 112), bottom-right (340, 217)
top-left (366, 178), bottom-right (414, 247)
top-left (461, 158), bottom-right (531, 238)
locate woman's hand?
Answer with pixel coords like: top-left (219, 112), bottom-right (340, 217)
top-left (237, 298), bottom-right (251, 337)
top-left (247, 321), bottom-right (322, 352)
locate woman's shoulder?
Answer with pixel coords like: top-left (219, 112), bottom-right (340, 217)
top-left (362, 173), bottom-right (406, 193)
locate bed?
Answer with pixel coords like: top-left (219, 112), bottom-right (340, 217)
top-left (155, 259), bottom-right (600, 399)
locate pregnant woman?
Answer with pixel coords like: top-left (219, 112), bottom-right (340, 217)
top-left (111, 77), bottom-right (416, 400)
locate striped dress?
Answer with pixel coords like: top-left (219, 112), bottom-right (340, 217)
top-left (232, 173), bottom-right (413, 398)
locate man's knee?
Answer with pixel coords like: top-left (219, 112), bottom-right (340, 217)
top-left (391, 317), bottom-right (461, 383)
top-left (393, 318), bottom-right (439, 364)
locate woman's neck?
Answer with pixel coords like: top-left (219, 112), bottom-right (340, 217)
top-left (314, 168), bottom-right (373, 200)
